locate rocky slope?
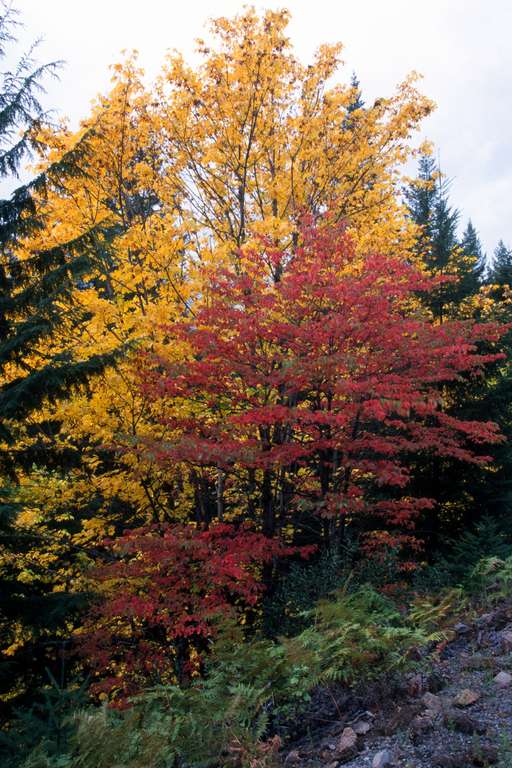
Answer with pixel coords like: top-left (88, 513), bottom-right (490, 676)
top-left (283, 604), bottom-right (512, 768)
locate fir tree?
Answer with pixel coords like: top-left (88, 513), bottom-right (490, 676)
top-left (461, 219), bottom-right (486, 285)
top-left (404, 154), bottom-right (498, 546)
top-left (404, 152), bottom-right (438, 262)
top-left (430, 177), bottom-right (459, 275)
top-left (0, 3), bottom-right (118, 711)
top-left (490, 239), bottom-right (512, 286)
top-left (0, 7), bottom-right (117, 447)
top-left (0, 1), bottom-right (63, 249)
top-left (405, 152), bottom-right (484, 319)
top-left (342, 72), bottom-right (365, 130)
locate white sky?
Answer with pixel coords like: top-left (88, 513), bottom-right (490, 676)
top-left (15, 0), bottom-right (512, 257)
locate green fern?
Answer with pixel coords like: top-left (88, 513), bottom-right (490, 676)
top-left (17, 587), bottom-right (441, 768)
top-left (470, 554), bottom-right (512, 602)
top-left (283, 585), bottom-right (427, 689)
top-left (409, 587), bottom-right (467, 638)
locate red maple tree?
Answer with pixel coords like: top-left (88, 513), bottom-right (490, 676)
top-left (81, 218), bottom-right (506, 698)
top-left (138, 218), bottom-right (505, 552)
top-left (79, 522), bottom-right (308, 699)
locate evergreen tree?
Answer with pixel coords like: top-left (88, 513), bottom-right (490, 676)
top-left (404, 152), bottom-right (486, 319)
top-left (0, 4), bottom-right (119, 711)
top-left (347, 71), bottom-right (364, 113)
top-left (404, 153), bottom-right (501, 547)
top-left (490, 239), bottom-right (512, 286)
top-left (461, 219), bottom-right (486, 285)
top-left (0, 2), bottom-right (58, 213)
top-left (404, 152), bottom-right (438, 263)
top-left (474, 245), bottom-right (512, 530)
top-left (0, 4), bottom-right (118, 450)
top-left (430, 177), bottom-right (459, 276)
top-left (342, 72), bottom-right (365, 131)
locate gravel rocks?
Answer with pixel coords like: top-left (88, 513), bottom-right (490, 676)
top-left (281, 601), bottom-right (512, 768)
top-left (372, 749), bottom-right (394, 768)
top-left (494, 670), bottom-right (512, 688)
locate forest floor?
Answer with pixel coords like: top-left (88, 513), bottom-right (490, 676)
top-left (282, 602), bottom-right (512, 768)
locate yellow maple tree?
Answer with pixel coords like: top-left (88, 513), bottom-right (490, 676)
top-left (3, 7), bottom-right (435, 622)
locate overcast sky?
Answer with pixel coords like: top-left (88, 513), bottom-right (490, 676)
top-left (15, 0), bottom-right (512, 257)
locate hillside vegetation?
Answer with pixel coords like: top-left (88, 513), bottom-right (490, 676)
top-left (1, 4), bottom-right (512, 767)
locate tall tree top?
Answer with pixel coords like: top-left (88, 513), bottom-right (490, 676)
top-left (461, 219), bottom-right (486, 282)
top-left (491, 239), bottom-right (512, 286)
top-left (0, 1), bottom-right (59, 181)
top-left (404, 151), bottom-right (488, 318)
top-left (347, 71), bottom-right (364, 113)
top-left (404, 152), bottom-right (438, 234)
top-left (0, 1), bottom-right (61, 250)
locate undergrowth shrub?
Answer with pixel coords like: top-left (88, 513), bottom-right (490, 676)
top-left (264, 540), bottom-right (408, 639)
top-left (468, 554), bottom-right (512, 602)
top-left (20, 624), bottom-right (297, 768)
top-left (23, 551), bottom-right (512, 768)
top-left (408, 587), bottom-right (467, 635)
top-left (263, 546), bottom-right (346, 637)
top-left (19, 586), bottom-right (430, 768)
top-left (413, 514), bottom-right (512, 592)
top-left (282, 585), bottom-right (427, 691)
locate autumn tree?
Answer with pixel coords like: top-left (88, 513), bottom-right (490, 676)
top-left (153, 8), bottom-right (431, 263)
top-left (7, 8), bottom-right (436, 555)
top-left (137, 219), bottom-right (504, 560)
top-left (0, 6), bottom-right (452, 710)
top-left (78, 522), bottom-right (312, 698)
